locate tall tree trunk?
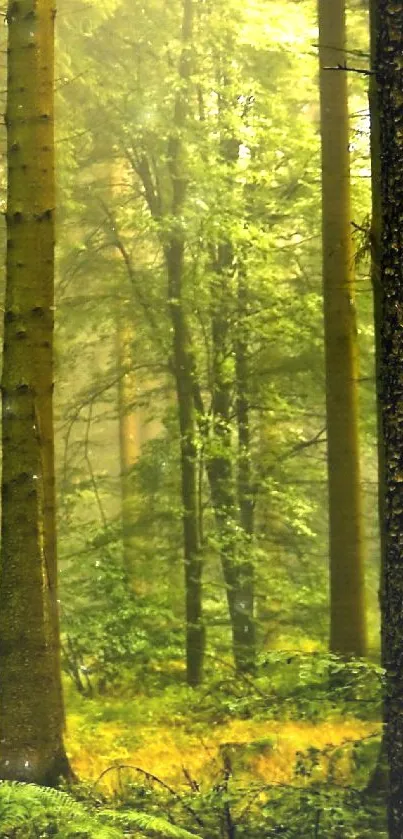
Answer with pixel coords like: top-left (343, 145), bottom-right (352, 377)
top-left (207, 243), bottom-right (255, 673)
top-left (365, 0), bottom-right (388, 797)
top-left (318, 0), bottom-right (367, 657)
top-left (203, 86), bottom-right (255, 672)
top-left (0, 0), bottom-right (72, 785)
top-left (165, 0), bottom-right (204, 686)
top-left (126, 0), bottom-right (204, 684)
top-left (234, 267), bottom-right (255, 665)
top-left (376, 1), bottom-right (403, 832)
top-left (166, 241), bottom-right (204, 686)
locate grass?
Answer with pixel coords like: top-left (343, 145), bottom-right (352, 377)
top-left (18, 648), bottom-right (378, 837)
top-left (63, 654), bottom-right (383, 794)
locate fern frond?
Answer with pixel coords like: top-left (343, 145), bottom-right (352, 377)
top-left (1, 781), bottom-right (82, 809)
top-left (0, 781), bottom-right (203, 838)
top-left (0, 782), bottom-right (123, 838)
top-left (101, 808), bottom-right (203, 839)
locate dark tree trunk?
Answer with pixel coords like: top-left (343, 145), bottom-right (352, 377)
top-left (166, 239), bottom-right (205, 687)
top-left (366, 0), bottom-right (388, 798)
top-left (165, 0), bottom-right (205, 685)
top-left (377, 0), bottom-right (403, 834)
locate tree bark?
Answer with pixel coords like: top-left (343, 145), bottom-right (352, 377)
top-left (165, 0), bottom-right (205, 686)
top-left (376, 0), bottom-right (403, 832)
top-left (365, 0), bottom-right (388, 798)
top-left (0, 0), bottom-right (72, 785)
top-left (318, 0), bottom-right (367, 658)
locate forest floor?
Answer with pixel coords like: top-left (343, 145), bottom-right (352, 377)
top-left (6, 660), bottom-right (380, 837)
top-left (64, 672), bottom-right (382, 794)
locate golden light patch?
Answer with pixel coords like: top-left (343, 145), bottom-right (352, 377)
top-left (65, 710), bottom-right (381, 792)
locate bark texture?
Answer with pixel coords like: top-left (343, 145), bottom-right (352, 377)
top-left (376, 0), bottom-right (403, 832)
top-left (365, 0), bottom-right (388, 798)
top-left (318, 0), bottom-right (367, 657)
top-left (0, 0), bottom-right (71, 785)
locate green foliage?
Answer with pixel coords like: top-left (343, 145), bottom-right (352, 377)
top-left (0, 782), bottom-right (204, 839)
top-left (177, 653), bottom-right (382, 725)
top-left (93, 752), bottom-right (386, 839)
top-left (101, 810), bottom-right (202, 839)
top-left (0, 782), bottom-right (120, 838)
top-left (61, 542), bottom-right (185, 693)
top-left (52, 0), bottom-right (377, 680)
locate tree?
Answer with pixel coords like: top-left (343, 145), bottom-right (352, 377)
top-left (317, 0), bottom-right (367, 658)
top-left (57, 0), bottom-right (368, 681)
top-left (377, 0), bottom-right (403, 833)
top-left (366, 0), bottom-right (388, 797)
top-left (115, 301), bottom-right (140, 584)
top-left (162, 0), bottom-right (205, 685)
top-left (0, 0), bottom-right (72, 784)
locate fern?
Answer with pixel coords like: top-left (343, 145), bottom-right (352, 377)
top-left (0, 782), bottom-right (122, 838)
top-left (0, 782), bottom-right (203, 838)
top-left (100, 808), bottom-right (203, 839)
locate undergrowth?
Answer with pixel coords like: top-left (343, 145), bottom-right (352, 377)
top-left (0, 653), bottom-right (386, 838)
top-left (0, 781), bottom-right (202, 838)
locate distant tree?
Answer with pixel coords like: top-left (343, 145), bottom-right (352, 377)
top-left (163, 0), bottom-right (205, 686)
top-left (56, 0), bottom-right (354, 676)
top-left (318, 0), bottom-right (367, 657)
top-left (0, 0), bottom-right (72, 784)
top-left (115, 300), bottom-right (139, 583)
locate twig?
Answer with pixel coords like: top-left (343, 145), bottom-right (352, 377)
top-left (323, 63), bottom-right (373, 76)
top-left (92, 763), bottom-right (205, 827)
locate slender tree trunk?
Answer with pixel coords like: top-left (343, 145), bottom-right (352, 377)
top-left (318, 0), bottom-right (367, 657)
top-left (166, 241), bottom-right (204, 686)
top-left (207, 245), bottom-right (255, 673)
top-left (209, 249), bottom-right (244, 670)
top-left (131, 1), bottom-right (204, 682)
top-left (165, 0), bottom-right (205, 686)
top-left (0, 0), bottom-right (72, 785)
top-left (376, 1), bottom-right (403, 832)
top-left (234, 268), bottom-right (255, 666)
top-left (115, 307), bottom-right (140, 585)
top-left (203, 85), bottom-right (256, 672)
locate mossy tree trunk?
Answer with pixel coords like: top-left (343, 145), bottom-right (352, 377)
top-left (0, 0), bottom-right (72, 784)
top-left (318, 0), bottom-right (367, 658)
top-left (376, 0), bottom-right (403, 832)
